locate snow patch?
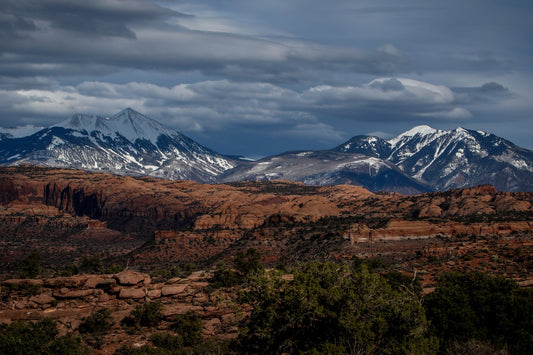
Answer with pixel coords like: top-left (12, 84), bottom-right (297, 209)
top-left (48, 136), bottom-right (66, 149)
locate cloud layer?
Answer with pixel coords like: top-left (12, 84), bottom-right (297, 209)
top-left (0, 0), bottom-right (531, 155)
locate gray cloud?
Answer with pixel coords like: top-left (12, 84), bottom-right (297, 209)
top-left (0, 0), bottom-right (532, 154)
top-left (0, 77), bottom-right (475, 141)
top-left (453, 82), bottom-right (512, 105)
top-left (368, 78), bottom-right (405, 91)
top-left (2, 0), bottom-right (182, 38)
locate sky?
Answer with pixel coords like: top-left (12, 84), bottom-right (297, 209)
top-left (1, 0), bottom-right (532, 157)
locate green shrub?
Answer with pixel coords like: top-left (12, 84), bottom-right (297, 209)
top-left (57, 263), bottom-right (79, 276)
top-left (2, 282), bottom-right (42, 296)
top-left (0, 318), bottom-right (89, 355)
top-left (18, 252), bottom-right (42, 278)
top-left (130, 301), bottom-right (163, 328)
top-left (106, 264), bottom-right (124, 274)
top-left (171, 310), bottom-right (202, 347)
top-left (445, 339), bottom-right (509, 355)
top-left (424, 272), bottom-right (533, 354)
top-left (351, 256), bottom-right (388, 271)
top-left (79, 254), bottom-right (103, 274)
top-left (238, 261), bottom-right (437, 354)
top-left (48, 333), bottom-right (91, 355)
top-left (150, 263), bottom-right (196, 283)
top-left (150, 332), bottom-right (183, 350)
top-left (383, 270), bottom-right (422, 295)
top-left (210, 263), bottom-right (241, 289)
top-left (234, 248), bottom-right (264, 275)
top-left (79, 308), bottom-right (115, 334)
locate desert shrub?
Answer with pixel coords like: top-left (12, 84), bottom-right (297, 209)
top-left (383, 270), bottom-right (423, 295)
top-left (445, 339), bottom-right (509, 355)
top-left (48, 333), bottom-right (91, 355)
top-left (189, 339), bottom-right (233, 354)
top-left (150, 332), bottom-right (183, 350)
top-left (238, 261), bottom-right (437, 354)
top-left (210, 262), bottom-right (241, 289)
top-left (18, 252), bottom-right (42, 278)
top-left (106, 264), bottom-right (124, 274)
top-left (233, 248), bottom-right (264, 275)
top-left (171, 310), bottom-right (203, 347)
top-left (351, 256), bottom-right (388, 271)
top-left (0, 318), bottom-right (89, 355)
top-left (57, 263), bottom-right (79, 276)
top-left (79, 254), bottom-right (103, 274)
top-left (130, 301), bottom-right (163, 328)
top-left (2, 281), bottom-right (41, 296)
top-left (210, 249), bottom-right (264, 290)
top-left (150, 263), bottom-right (196, 283)
top-left (424, 272), bottom-right (533, 354)
top-left (79, 308), bottom-right (115, 334)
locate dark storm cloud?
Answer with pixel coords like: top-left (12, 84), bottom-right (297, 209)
top-left (453, 82), bottom-right (512, 104)
top-left (0, 12), bottom-right (37, 38)
top-left (0, 0), bottom-right (409, 84)
top-left (0, 0), bottom-right (532, 154)
top-left (2, 0), bottom-right (183, 38)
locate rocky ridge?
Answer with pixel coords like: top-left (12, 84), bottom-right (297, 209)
top-left (0, 270), bottom-right (244, 354)
top-left (0, 165), bottom-right (532, 273)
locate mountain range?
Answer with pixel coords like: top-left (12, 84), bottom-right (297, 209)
top-left (1, 108), bottom-right (532, 193)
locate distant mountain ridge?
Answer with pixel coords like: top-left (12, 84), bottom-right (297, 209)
top-left (219, 150), bottom-right (431, 194)
top-left (0, 108), bottom-right (236, 182)
top-left (1, 109), bottom-right (532, 192)
top-left (334, 125), bottom-right (533, 191)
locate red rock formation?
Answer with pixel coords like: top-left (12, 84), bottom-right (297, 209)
top-left (0, 166), bottom-right (532, 270)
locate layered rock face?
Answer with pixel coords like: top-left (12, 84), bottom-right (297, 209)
top-left (0, 270), bottom-right (245, 354)
top-left (0, 165), bottom-right (532, 270)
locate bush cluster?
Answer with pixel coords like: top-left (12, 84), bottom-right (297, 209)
top-left (0, 318), bottom-right (89, 355)
top-left (424, 272), bottom-right (533, 354)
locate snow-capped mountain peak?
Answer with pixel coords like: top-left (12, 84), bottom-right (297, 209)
top-left (1, 108), bottom-right (236, 182)
top-left (388, 125), bottom-right (445, 148)
top-left (398, 125), bottom-right (437, 137)
top-left (109, 108), bottom-right (178, 144)
top-left (54, 108), bottom-right (177, 144)
top-left (332, 125), bottom-right (533, 191)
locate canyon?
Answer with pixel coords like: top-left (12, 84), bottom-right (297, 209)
top-left (0, 164), bottom-right (532, 353)
top-left (0, 165), bottom-right (531, 283)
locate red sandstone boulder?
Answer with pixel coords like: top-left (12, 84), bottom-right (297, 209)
top-left (53, 289), bottom-right (100, 299)
top-left (114, 271), bottom-right (150, 286)
top-left (161, 285), bottom-right (187, 296)
top-left (45, 275), bottom-right (89, 288)
top-left (29, 294), bottom-right (55, 305)
top-left (118, 288), bottom-right (146, 299)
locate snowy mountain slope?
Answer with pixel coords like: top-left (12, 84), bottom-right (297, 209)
top-left (334, 125), bottom-right (533, 191)
top-left (0, 108), bottom-right (236, 182)
top-left (220, 150), bottom-right (430, 194)
top-left (1, 109), bottom-right (531, 192)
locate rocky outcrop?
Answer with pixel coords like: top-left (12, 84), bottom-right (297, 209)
top-left (114, 271), bottom-right (150, 286)
top-left (0, 166), bottom-right (532, 269)
top-left (0, 270), bottom-right (245, 353)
